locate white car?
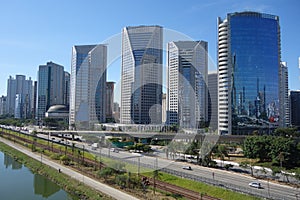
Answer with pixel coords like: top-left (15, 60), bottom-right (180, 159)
top-left (182, 166), bottom-right (192, 170)
top-left (249, 182), bottom-right (262, 188)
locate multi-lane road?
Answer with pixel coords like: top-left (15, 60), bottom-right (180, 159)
top-left (87, 145), bottom-right (300, 200)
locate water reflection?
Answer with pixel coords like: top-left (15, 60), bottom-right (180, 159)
top-left (34, 174), bottom-right (60, 198)
top-left (0, 151), bottom-right (74, 199)
top-left (4, 153), bottom-right (22, 169)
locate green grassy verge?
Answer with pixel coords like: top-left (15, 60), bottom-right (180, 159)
top-left (142, 171), bottom-right (261, 200)
top-left (0, 141), bottom-right (111, 200)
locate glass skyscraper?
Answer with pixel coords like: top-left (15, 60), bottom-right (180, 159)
top-left (167, 41), bottom-right (208, 128)
top-left (290, 91), bottom-right (300, 128)
top-left (121, 25), bottom-right (163, 124)
top-left (37, 62), bottom-right (64, 121)
top-left (69, 45), bottom-right (107, 130)
top-left (218, 12), bottom-right (282, 135)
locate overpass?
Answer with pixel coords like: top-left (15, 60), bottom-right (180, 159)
top-left (38, 130), bottom-right (246, 143)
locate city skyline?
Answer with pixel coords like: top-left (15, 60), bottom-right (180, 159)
top-left (0, 1), bottom-right (300, 100)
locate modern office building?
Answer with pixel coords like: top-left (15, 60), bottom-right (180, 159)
top-left (121, 25), bottom-right (163, 124)
top-left (167, 41), bottom-right (208, 128)
top-left (6, 75), bottom-right (33, 118)
top-left (106, 82), bottom-right (115, 121)
top-left (279, 62), bottom-right (289, 127)
top-left (113, 102), bottom-right (120, 123)
top-left (63, 71), bottom-right (70, 107)
top-left (37, 62), bottom-right (64, 121)
top-left (69, 45), bottom-right (107, 130)
top-left (208, 72), bottom-right (218, 131)
top-left (0, 96), bottom-right (7, 115)
top-left (290, 90), bottom-right (300, 128)
top-left (217, 12), bottom-right (281, 135)
top-left (32, 81), bottom-right (37, 119)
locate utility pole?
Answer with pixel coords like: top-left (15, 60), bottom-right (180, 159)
top-left (138, 157), bottom-right (140, 177)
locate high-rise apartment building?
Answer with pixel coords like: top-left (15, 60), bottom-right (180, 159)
top-left (290, 91), bottom-right (300, 128)
top-left (69, 45), bottom-right (107, 130)
top-left (167, 41), bottom-right (208, 128)
top-left (279, 62), bottom-right (289, 127)
top-left (121, 25), bottom-right (163, 124)
top-left (208, 72), bottom-right (218, 131)
top-left (37, 62), bottom-right (64, 121)
top-left (6, 75), bottom-right (33, 118)
top-left (217, 12), bottom-right (281, 135)
top-left (0, 96), bottom-right (7, 115)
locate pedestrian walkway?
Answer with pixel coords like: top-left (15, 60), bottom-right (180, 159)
top-left (0, 137), bottom-right (140, 200)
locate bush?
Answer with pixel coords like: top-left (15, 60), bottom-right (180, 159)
top-left (60, 155), bottom-right (71, 165)
top-left (50, 153), bottom-right (62, 160)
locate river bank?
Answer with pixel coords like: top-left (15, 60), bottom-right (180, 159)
top-left (0, 139), bottom-right (112, 200)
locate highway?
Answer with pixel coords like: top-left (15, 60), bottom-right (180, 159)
top-left (87, 145), bottom-right (300, 200)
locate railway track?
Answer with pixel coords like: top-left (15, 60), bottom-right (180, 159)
top-left (145, 176), bottom-right (219, 200)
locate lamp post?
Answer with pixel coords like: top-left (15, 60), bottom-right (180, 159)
top-left (40, 148), bottom-right (43, 164)
top-left (82, 145), bottom-right (85, 164)
top-left (138, 157), bottom-right (140, 177)
top-left (267, 179), bottom-right (270, 198)
top-left (99, 144), bottom-right (102, 171)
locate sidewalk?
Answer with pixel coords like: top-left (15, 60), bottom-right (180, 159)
top-left (0, 137), bottom-right (140, 200)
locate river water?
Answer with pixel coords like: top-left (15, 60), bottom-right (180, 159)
top-left (0, 151), bottom-right (75, 200)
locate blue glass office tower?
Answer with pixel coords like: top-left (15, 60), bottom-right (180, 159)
top-left (218, 12), bottom-right (281, 135)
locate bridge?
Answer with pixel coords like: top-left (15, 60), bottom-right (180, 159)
top-left (38, 130), bottom-right (246, 143)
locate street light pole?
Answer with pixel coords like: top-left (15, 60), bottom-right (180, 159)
top-left (40, 149), bottom-right (43, 164)
top-left (268, 179), bottom-right (270, 198)
top-left (82, 145), bottom-right (85, 164)
top-left (138, 157), bottom-right (140, 177)
top-left (99, 145), bottom-right (102, 171)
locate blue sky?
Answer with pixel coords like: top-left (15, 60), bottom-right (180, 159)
top-left (0, 0), bottom-right (299, 101)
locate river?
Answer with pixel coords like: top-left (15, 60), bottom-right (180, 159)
top-left (0, 151), bottom-right (75, 200)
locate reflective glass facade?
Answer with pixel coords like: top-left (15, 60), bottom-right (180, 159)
top-left (167, 41), bottom-right (208, 128)
top-left (218, 12), bottom-right (281, 135)
top-left (121, 26), bottom-right (163, 124)
top-left (69, 45), bottom-right (107, 130)
top-left (37, 62), bottom-right (64, 120)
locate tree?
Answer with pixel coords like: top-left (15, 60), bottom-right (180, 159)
top-left (243, 135), bottom-right (300, 168)
top-left (243, 136), bottom-right (272, 162)
top-left (274, 127), bottom-right (299, 137)
top-left (31, 130), bottom-right (38, 152)
top-left (99, 167), bottom-right (114, 182)
top-left (115, 174), bottom-right (127, 188)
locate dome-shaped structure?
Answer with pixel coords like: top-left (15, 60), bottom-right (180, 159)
top-left (47, 105), bottom-right (69, 113)
top-left (45, 105), bottom-right (69, 122)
